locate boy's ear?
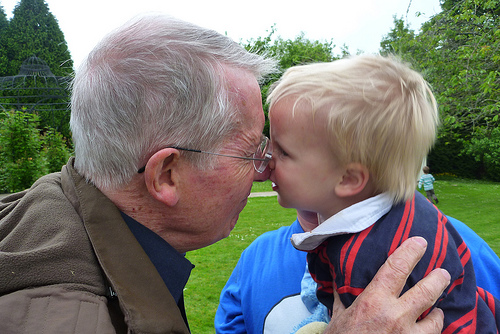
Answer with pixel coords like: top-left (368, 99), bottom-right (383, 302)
top-left (143, 148), bottom-right (181, 206)
top-left (334, 163), bottom-right (370, 198)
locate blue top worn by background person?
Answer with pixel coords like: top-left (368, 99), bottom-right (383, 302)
top-left (418, 173), bottom-right (435, 191)
top-left (448, 216), bottom-right (500, 299)
top-left (215, 215), bottom-right (500, 334)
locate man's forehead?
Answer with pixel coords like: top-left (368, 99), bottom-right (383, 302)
top-left (224, 67), bottom-right (259, 99)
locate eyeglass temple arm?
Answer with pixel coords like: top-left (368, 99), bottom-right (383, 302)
top-left (172, 147), bottom-right (269, 161)
top-left (138, 146), bottom-right (270, 173)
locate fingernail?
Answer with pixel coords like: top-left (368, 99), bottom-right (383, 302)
top-left (413, 236), bottom-right (427, 247)
top-left (436, 308), bottom-right (444, 318)
top-left (439, 268), bottom-right (451, 281)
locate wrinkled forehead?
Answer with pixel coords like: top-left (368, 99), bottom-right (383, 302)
top-left (224, 66), bottom-right (259, 98)
top-left (220, 67), bottom-right (265, 145)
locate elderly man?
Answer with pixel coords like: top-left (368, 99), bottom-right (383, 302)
top-left (0, 14), bottom-right (449, 333)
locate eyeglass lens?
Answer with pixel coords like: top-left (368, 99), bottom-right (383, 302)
top-left (253, 136), bottom-right (272, 173)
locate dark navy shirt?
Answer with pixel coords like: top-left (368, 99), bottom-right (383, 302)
top-left (121, 212), bottom-right (194, 325)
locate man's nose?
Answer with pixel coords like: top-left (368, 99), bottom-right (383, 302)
top-left (253, 165), bottom-right (270, 182)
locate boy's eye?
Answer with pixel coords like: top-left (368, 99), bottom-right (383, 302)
top-left (279, 147), bottom-right (288, 157)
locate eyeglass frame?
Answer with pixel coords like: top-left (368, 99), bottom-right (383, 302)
top-left (137, 135), bottom-right (272, 174)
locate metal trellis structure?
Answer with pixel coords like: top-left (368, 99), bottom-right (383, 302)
top-left (0, 56), bottom-right (72, 134)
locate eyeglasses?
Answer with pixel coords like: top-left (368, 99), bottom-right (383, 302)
top-left (138, 135), bottom-right (272, 174)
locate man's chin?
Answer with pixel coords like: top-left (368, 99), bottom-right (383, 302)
top-left (224, 214), bottom-right (239, 238)
top-left (229, 216), bottom-right (238, 232)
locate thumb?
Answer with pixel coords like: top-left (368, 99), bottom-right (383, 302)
top-left (330, 288), bottom-right (345, 318)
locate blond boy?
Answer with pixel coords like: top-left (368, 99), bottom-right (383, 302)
top-left (267, 55), bottom-right (499, 333)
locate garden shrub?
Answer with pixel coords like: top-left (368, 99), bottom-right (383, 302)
top-left (0, 109), bottom-right (71, 193)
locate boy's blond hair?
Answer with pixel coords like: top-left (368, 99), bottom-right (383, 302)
top-left (267, 55), bottom-right (439, 203)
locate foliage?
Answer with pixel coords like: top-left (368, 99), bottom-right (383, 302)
top-left (465, 126), bottom-right (500, 180)
top-left (428, 134), bottom-right (483, 179)
top-left (0, 109), bottom-right (47, 192)
top-left (242, 27), bottom-right (339, 136)
top-left (0, 4), bottom-right (9, 77)
top-left (0, 1), bottom-right (72, 142)
top-left (0, 70), bottom-right (72, 138)
top-left (380, 0), bottom-right (500, 180)
top-left (0, 109), bottom-right (71, 192)
top-left (43, 128), bottom-right (71, 173)
top-left (0, 4), bottom-right (7, 30)
top-left (1, 0), bottom-right (73, 77)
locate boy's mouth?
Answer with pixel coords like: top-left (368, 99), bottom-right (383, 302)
top-left (272, 182), bottom-right (279, 192)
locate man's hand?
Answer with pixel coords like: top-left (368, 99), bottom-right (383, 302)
top-left (324, 237), bottom-right (451, 333)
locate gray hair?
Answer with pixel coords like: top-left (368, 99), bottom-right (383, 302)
top-left (70, 14), bottom-right (277, 189)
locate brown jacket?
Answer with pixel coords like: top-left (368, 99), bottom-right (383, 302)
top-left (0, 158), bottom-right (190, 334)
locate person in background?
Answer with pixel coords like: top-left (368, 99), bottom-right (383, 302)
top-left (0, 15), bottom-right (450, 333)
top-left (419, 166), bottom-right (439, 204)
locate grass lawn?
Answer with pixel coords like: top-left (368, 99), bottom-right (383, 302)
top-left (423, 176), bottom-right (500, 254)
top-left (184, 177), bottom-right (500, 333)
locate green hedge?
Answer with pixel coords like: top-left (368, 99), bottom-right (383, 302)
top-left (0, 109), bottom-right (72, 193)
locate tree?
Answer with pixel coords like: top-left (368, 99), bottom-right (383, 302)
top-left (380, 0), bottom-right (500, 179)
top-left (466, 125), bottom-right (500, 181)
top-left (243, 27), bottom-right (339, 135)
top-left (0, 1), bottom-right (72, 138)
top-left (0, 4), bottom-right (9, 76)
top-left (0, 4), bottom-right (7, 30)
top-left (380, 17), bottom-right (417, 58)
top-left (3, 0), bottom-right (73, 76)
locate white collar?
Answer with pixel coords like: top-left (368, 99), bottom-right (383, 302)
top-left (291, 193), bottom-right (393, 251)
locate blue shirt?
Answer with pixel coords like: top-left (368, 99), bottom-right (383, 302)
top-left (418, 173), bottom-right (435, 191)
top-left (215, 219), bottom-right (310, 334)
top-left (121, 213), bottom-right (194, 325)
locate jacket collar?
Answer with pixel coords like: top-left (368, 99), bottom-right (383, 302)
top-left (62, 158), bottom-right (190, 334)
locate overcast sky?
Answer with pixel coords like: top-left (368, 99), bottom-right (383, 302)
top-left (2, 0), bottom-right (442, 69)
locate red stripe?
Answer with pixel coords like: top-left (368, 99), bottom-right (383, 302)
top-left (457, 241), bottom-right (467, 258)
top-left (442, 300), bottom-right (476, 333)
top-left (435, 218), bottom-right (448, 268)
top-left (479, 287), bottom-right (497, 318)
top-left (337, 285), bottom-right (364, 296)
top-left (459, 243), bottom-right (471, 268)
top-left (425, 212), bottom-right (446, 276)
top-left (312, 245), bottom-right (335, 296)
top-left (471, 293), bottom-right (478, 333)
top-left (447, 275), bottom-right (464, 295)
top-left (340, 236), bottom-right (355, 278)
top-left (455, 228), bottom-right (471, 269)
top-left (343, 225), bottom-right (374, 286)
top-left (389, 197), bottom-right (414, 254)
top-left (402, 197), bottom-right (415, 241)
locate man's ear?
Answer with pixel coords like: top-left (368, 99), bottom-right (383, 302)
top-left (143, 148), bottom-right (181, 206)
top-left (334, 163), bottom-right (370, 198)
